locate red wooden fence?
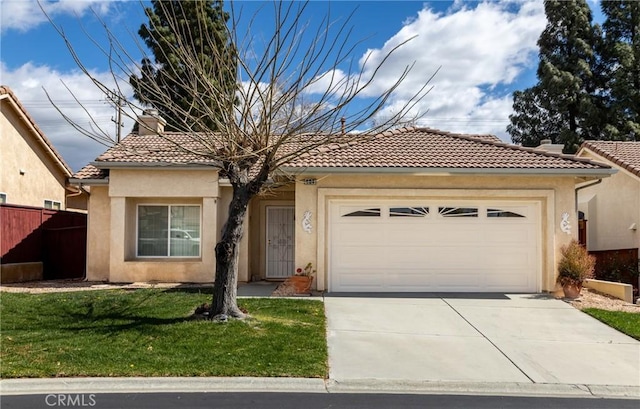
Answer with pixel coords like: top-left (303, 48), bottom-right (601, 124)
top-left (1, 204), bottom-right (87, 279)
top-left (589, 248), bottom-right (639, 293)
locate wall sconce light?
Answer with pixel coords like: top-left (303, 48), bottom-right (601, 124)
top-left (629, 223), bottom-right (637, 231)
top-left (19, 169), bottom-right (26, 175)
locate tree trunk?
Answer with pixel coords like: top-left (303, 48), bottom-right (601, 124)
top-left (211, 184), bottom-right (252, 320)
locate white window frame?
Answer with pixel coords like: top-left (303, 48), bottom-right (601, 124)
top-left (0, 192), bottom-right (6, 204)
top-left (44, 199), bottom-right (61, 210)
top-left (136, 203), bottom-right (202, 258)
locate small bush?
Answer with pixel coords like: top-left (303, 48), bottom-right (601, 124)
top-left (557, 240), bottom-right (595, 286)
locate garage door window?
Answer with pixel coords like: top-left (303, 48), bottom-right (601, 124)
top-left (342, 208), bottom-right (381, 217)
top-left (390, 207), bottom-right (430, 217)
top-left (487, 208), bottom-right (525, 218)
top-left (439, 207), bottom-right (478, 217)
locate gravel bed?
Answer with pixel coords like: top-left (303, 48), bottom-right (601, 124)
top-left (568, 287), bottom-right (639, 313)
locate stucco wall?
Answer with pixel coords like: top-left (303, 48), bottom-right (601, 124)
top-left (86, 186), bottom-right (111, 281)
top-left (294, 173), bottom-right (579, 292)
top-left (0, 101), bottom-right (67, 209)
top-left (577, 152), bottom-right (640, 253)
top-left (98, 168), bottom-right (220, 283)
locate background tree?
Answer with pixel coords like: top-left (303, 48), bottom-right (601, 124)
top-left (600, 0), bottom-right (640, 141)
top-left (46, 1), bottom-right (432, 319)
top-left (129, 0), bottom-right (236, 131)
top-left (508, 0), bottom-right (598, 152)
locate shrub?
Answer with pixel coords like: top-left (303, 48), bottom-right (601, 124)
top-left (557, 240), bottom-right (595, 286)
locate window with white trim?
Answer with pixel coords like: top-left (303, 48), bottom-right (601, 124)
top-left (342, 208), bottom-right (381, 217)
top-left (390, 206), bottom-right (430, 217)
top-left (44, 199), bottom-right (61, 210)
top-left (137, 205), bottom-right (201, 257)
top-left (0, 193), bottom-right (6, 204)
top-left (439, 207), bottom-right (478, 217)
top-left (487, 208), bottom-right (525, 218)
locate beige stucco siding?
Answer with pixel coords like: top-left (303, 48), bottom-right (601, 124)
top-left (86, 168), bottom-right (221, 282)
top-left (86, 186), bottom-right (111, 281)
top-left (293, 173), bottom-right (579, 292)
top-left (0, 101), bottom-right (67, 208)
top-left (577, 152), bottom-right (640, 253)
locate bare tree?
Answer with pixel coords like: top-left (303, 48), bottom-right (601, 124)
top-left (44, 0), bottom-right (435, 319)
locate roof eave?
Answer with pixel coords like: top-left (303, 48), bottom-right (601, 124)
top-left (91, 161), bottom-right (218, 170)
top-left (279, 166), bottom-right (616, 177)
top-left (68, 178), bottom-right (109, 185)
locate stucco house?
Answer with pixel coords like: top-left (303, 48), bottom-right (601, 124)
top-left (576, 141), bottom-right (640, 260)
top-left (71, 112), bottom-right (615, 293)
top-left (0, 86), bottom-right (87, 211)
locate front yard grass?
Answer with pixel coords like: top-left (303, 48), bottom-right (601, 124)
top-left (583, 308), bottom-right (640, 340)
top-left (0, 289), bottom-right (327, 378)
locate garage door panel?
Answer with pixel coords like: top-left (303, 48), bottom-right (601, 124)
top-left (336, 270), bottom-right (387, 289)
top-left (333, 246), bottom-right (389, 266)
top-left (329, 201), bottom-right (540, 293)
top-left (484, 272), bottom-right (532, 289)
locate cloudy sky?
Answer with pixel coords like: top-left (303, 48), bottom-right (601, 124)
top-left (0, 1), bottom-right (602, 172)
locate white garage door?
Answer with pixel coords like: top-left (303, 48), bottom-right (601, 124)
top-left (329, 200), bottom-right (540, 292)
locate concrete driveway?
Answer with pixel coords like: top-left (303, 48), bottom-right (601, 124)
top-left (325, 294), bottom-right (640, 387)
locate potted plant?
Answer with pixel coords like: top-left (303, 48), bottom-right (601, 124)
top-left (556, 240), bottom-right (595, 298)
top-left (286, 262), bottom-right (316, 294)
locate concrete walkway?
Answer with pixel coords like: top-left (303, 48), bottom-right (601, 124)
top-left (325, 294), bottom-right (640, 389)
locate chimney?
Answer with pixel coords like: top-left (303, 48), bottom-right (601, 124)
top-left (138, 109), bottom-right (167, 136)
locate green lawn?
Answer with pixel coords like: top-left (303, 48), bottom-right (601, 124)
top-left (583, 308), bottom-right (640, 340)
top-left (0, 289), bottom-right (327, 378)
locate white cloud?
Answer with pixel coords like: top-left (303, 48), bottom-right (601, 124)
top-left (353, 0), bottom-right (546, 141)
top-left (1, 62), bottom-right (134, 171)
top-left (0, 0), bottom-right (112, 33)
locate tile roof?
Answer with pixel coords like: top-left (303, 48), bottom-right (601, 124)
top-left (0, 86), bottom-right (73, 177)
top-left (93, 133), bottom-right (219, 165)
top-left (286, 127), bottom-right (610, 171)
top-left (580, 141), bottom-right (640, 178)
top-left (72, 164), bottom-right (107, 180)
top-left (72, 127), bottom-right (611, 180)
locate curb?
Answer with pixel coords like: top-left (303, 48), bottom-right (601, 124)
top-left (0, 377), bottom-right (326, 396)
top-left (2, 378), bottom-right (639, 399)
top-left (325, 379), bottom-right (640, 399)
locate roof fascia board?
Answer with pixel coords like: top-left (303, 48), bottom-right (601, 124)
top-left (577, 147), bottom-right (640, 181)
top-left (280, 166), bottom-right (616, 177)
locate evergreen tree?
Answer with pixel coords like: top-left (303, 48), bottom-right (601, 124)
top-left (130, 0), bottom-right (236, 131)
top-left (508, 0), bottom-right (598, 152)
top-left (600, 0), bottom-right (640, 140)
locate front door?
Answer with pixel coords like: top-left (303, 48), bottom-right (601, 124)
top-left (266, 206), bottom-right (295, 278)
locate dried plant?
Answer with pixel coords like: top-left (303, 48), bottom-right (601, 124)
top-left (557, 240), bottom-right (595, 286)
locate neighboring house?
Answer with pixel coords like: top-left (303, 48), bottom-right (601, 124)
top-left (71, 112), bottom-right (614, 292)
top-left (0, 86), bottom-right (87, 211)
top-left (576, 141), bottom-right (640, 259)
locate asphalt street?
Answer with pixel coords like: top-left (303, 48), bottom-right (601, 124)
top-left (2, 392), bottom-right (639, 409)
